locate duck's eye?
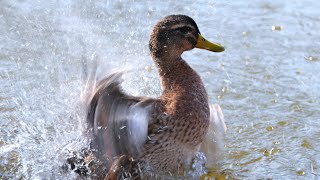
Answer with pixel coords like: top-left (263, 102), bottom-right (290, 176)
top-left (177, 26), bottom-right (193, 34)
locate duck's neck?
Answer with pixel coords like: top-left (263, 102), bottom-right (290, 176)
top-left (154, 56), bottom-right (196, 91)
top-left (153, 56), bottom-right (209, 116)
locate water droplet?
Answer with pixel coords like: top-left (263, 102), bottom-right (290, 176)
top-left (273, 141), bottom-right (281, 145)
top-left (305, 56), bottom-right (317, 61)
top-left (301, 139), bottom-right (312, 149)
top-left (264, 74), bottom-right (272, 80)
top-left (272, 25), bottom-right (283, 31)
top-left (262, 149), bottom-right (269, 156)
top-left (261, 147), bottom-right (278, 156)
top-left (278, 121), bottom-right (287, 126)
top-left (296, 170), bottom-right (305, 176)
top-left (221, 86), bottom-right (227, 93)
top-left (266, 126), bottom-right (274, 131)
top-left (144, 66), bottom-right (152, 72)
top-left (289, 102), bottom-right (303, 112)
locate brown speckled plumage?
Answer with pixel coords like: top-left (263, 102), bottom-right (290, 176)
top-left (85, 15), bottom-right (225, 179)
top-left (141, 58), bottom-right (210, 172)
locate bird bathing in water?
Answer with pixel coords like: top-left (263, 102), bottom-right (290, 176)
top-left (85, 14), bottom-right (226, 179)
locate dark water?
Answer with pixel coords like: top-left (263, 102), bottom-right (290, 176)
top-left (1, 0), bottom-right (319, 179)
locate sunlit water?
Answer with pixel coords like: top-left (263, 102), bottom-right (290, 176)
top-left (1, 0), bottom-right (320, 179)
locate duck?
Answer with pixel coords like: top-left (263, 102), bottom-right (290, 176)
top-left (86, 14), bottom-right (227, 179)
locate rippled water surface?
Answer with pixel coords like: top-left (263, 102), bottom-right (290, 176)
top-left (1, 0), bottom-right (320, 179)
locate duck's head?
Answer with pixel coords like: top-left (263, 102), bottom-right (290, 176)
top-left (149, 15), bottom-right (224, 60)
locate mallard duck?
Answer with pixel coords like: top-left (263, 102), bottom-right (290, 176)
top-left (87, 14), bottom-right (226, 179)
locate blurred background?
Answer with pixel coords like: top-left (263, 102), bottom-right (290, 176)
top-left (1, 0), bottom-right (319, 179)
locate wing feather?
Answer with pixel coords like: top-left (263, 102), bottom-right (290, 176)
top-left (87, 72), bottom-right (155, 163)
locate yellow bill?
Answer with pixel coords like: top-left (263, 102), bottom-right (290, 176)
top-left (195, 34), bottom-right (224, 52)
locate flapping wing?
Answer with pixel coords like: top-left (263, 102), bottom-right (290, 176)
top-left (201, 104), bottom-right (227, 167)
top-left (87, 72), bottom-right (155, 164)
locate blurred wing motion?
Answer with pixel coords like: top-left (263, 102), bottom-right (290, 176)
top-left (201, 104), bottom-right (227, 167)
top-left (87, 72), bottom-right (155, 167)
